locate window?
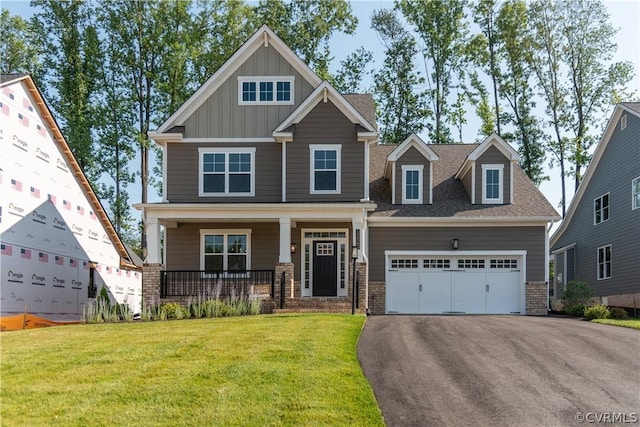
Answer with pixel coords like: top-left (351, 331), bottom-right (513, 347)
top-left (597, 245), bottom-right (612, 280)
top-left (490, 259), bottom-right (518, 269)
top-left (310, 144), bottom-right (341, 194)
top-left (594, 193), bottom-right (610, 224)
top-left (424, 259), bottom-right (451, 269)
top-left (201, 231), bottom-right (250, 271)
top-left (238, 77), bottom-right (294, 105)
top-left (199, 148), bottom-right (255, 196)
top-left (402, 165), bottom-right (423, 204)
top-left (633, 177), bottom-right (640, 210)
top-left (482, 164), bottom-right (503, 204)
top-left (391, 259), bottom-right (419, 269)
top-left (458, 259), bottom-right (485, 269)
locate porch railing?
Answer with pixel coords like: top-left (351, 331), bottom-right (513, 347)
top-left (161, 270), bottom-right (274, 299)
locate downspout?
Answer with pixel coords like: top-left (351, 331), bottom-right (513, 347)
top-left (545, 222), bottom-right (552, 311)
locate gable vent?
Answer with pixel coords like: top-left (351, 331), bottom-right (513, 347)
top-left (621, 114), bottom-right (627, 130)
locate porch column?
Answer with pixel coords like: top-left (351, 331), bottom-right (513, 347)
top-left (279, 217), bottom-right (292, 263)
top-left (146, 217), bottom-right (162, 264)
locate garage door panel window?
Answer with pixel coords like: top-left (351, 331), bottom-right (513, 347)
top-left (424, 259), bottom-right (451, 269)
top-left (391, 259), bottom-right (419, 269)
top-left (490, 259), bottom-right (518, 269)
top-left (458, 259), bottom-right (485, 269)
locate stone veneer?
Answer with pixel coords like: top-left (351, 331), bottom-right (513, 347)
top-left (525, 281), bottom-right (548, 315)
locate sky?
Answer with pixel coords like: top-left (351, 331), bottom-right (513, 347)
top-left (2, 0), bottom-right (639, 231)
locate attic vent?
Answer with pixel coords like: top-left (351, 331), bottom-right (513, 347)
top-left (621, 114), bottom-right (627, 130)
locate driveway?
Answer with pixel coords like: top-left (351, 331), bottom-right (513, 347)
top-left (358, 316), bottom-right (640, 427)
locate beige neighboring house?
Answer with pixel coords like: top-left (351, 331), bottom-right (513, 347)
top-left (138, 25), bottom-right (560, 315)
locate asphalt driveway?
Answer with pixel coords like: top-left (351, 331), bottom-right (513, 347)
top-left (358, 316), bottom-right (640, 427)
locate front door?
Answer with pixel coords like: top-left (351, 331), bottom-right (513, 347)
top-left (312, 241), bottom-right (337, 296)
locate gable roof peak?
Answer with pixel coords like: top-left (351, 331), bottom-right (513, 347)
top-left (467, 133), bottom-right (519, 161)
top-left (387, 133), bottom-right (440, 162)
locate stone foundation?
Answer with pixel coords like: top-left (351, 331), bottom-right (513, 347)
top-left (526, 281), bottom-right (548, 315)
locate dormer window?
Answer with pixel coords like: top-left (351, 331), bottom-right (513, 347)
top-left (482, 164), bottom-right (503, 204)
top-left (402, 165), bottom-right (423, 204)
top-left (238, 77), bottom-right (294, 105)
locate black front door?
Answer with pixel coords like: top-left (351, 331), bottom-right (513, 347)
top-left (313, 241), bottom-right (338, 296)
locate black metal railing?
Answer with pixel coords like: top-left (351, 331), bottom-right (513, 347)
top-left (161, 270), bottom-right (274, 298)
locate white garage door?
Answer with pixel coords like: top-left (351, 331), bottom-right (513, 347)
top-left (387, 256), bottom-right (523, 314)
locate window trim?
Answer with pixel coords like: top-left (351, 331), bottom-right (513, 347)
top-left (621, 114), bottom-right (627, 130)
top-left (593, 192), bottom-right (610, 225)
top-left (481, 164), bottom-right (504, 204)
top-left (200, 229), bottom-right (252, 272)
top-left (198, 147), bottom-right (256, 197)
top-left (597, 244), bottom-right (612, 280)
top-left (309, 144), bottom-right (341, 194)
top-left (237, 76), bottom-right (295, 105)
top-left (401, 165), bottom-right (424, 204)
top-left (632, 177), bottom-right (640, 210)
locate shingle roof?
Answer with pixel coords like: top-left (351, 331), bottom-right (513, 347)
top-left (343, 94), bottom-right (376, 130)
top-left (369, 143), bottom-right (560, 219)
top-left (621, 102), bottom-right (640, 114)
top-left (0, 73), bottom-right (28, 85)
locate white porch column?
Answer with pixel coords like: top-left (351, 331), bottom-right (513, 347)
top-left (146, 217), bottom-right (162, 264)
top-left (279, 217), bottom-right (292, 263)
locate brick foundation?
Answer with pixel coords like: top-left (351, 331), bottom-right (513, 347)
top-left (274, 263), bottom-right (294, 302)
top-left (142, 263), bottom-right (163, 308)
top-left (526, 281), bottom-right (548, 315)
top-left (368, 281), bottom-right (386, 315)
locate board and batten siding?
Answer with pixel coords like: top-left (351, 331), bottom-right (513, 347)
top-left (394, 146), bottom-right (431, 204)
top-left (165, 222), bottom-right (279, 270)
top-left (166, 142), bottom-right (281, 203)
top-left (286, 100), bottom-right (365, 202)
top-left (475, 145), bottom-right (511, 204)
top-left (183, 45), bottom-right (315, 139)
top-left (552, 111), bottom-right (640, 296)
top-left (368, 226), bottom-right (547, 282)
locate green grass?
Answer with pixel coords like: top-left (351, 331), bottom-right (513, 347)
top-left (592, 318), bottom-right (640, 330)
top-left (0, 314), bottom-right (383, 427)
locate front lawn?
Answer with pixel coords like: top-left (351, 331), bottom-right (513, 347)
top-left (0, 314), bottom-right (383, 427)
top-left (592, 318), bottom-right (640, 330)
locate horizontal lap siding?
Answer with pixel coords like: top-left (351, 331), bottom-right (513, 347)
top-left (166, 142), bottom-right (281, 202)
top-left (368, 226), bottom-right (546, 282)
top-left (287, 101), bottom-right (364, 202)
top-left (552, 112), bottom-right (640, 296)
top-left (476, 146), bottom-right (511, 204)
top-left (183, 45), bottom-right (314, 138)
top-left (166, 222), bottom-right (279, 270)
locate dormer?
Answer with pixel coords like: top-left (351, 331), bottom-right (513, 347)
top-left (384, 134), bottom-right (439, 205)
top-left (455, 133), bottom-right (519, 204)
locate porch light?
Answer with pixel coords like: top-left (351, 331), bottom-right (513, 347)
top-left (290, 243), bottom-right (297, 254)
top-left (351, 245), bottom-right (358, 260)
top-left (451, 239), bottom-right (459, 250)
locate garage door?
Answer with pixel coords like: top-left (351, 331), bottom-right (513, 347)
top-left (386, 256), bottom-right (522, 314)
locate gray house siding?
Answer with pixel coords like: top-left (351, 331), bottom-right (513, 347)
top-left (394, 146), bottom-right (431, 204)
top-left (165, 222), bottom-right (279, 270)
top-left (166, 142), bottom-right (282, 203)
top-left (369, 226), bottom-right (546, 281)
top-left (183, 45), bottom-right (315, 138)
top-left (475, 145), bottom-right (511, 204)
top-left (460, 168), bottom-right (472, 200)
top-left (286, 101), bottom-right (365, 202)
top-left (552, 112), bottom-right (640, 296)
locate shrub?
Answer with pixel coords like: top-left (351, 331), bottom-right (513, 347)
top-left (584, 304), bottom-right (610, 320)
top-left (609, 307), bottom-right (628, 320)
top-left (561, 281), bottom-right (593, 317)
top-left (160, 302), bottom-right (186, 320)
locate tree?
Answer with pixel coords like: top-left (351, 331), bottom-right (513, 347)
top-left (371, 9), bottom-right (428, 144)
top-left (496, 0), bottom-right (546, 185)
top-left (0, 10), bottom-right (41, 76)
top-left (558, 0), bottom-right (634, 192)
top-left (31, 0), bottom-right (102, 180)
top-left (332, 47), bottom-right (373, 94)
top-left (397, 0), bottom-right (468, 144)
top-left (528, 0), bottom-right (570, 215)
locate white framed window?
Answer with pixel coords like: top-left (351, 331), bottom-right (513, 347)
top-left (238, 76), bottom-right (294, 105)
top-left (621, 114), bottom-right (627, 130)
top-left (201, 230), bottom-right (251, 271)
top-left (198, 147), bottom-right (255, 197)
top-left (597, 244), bottom-right (612, 280)
top-left (402, 165), bottom-right (423, 204)
top-left (594, 193), bottom-right (610, 224)
top-left (632, 177), bottom-right (640, 210)
top-left (481, 164), bottom-right (504, 204)
top-left (310, 144), bottom-right (341, 194)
